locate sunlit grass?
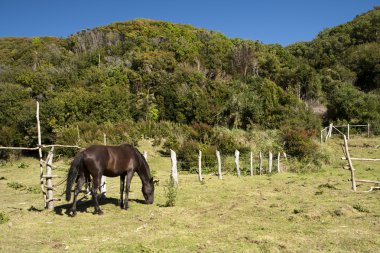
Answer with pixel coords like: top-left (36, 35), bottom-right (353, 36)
top-left (0, 137), bottom-right (379, 252)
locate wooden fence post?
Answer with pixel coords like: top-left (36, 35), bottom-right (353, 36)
top-left (368, 123), bottom-right (370, 137)
top-left (143, 151), bottom-right (148, 160)
top-left (216, 150), bottom-right (222, 180)
top-left (268, 152), bottom-right (273, 174)
top-left (259, 152), bottom-right (263, 175)
top-left (46, 147), bottom-right (54, 210)
top-left (343, 135), bottom-right (356, 191)
top-left (76, 125), bottom-right (81, 143)
top-left (325, 123), bottom-right (333, 142)
top-left (320, 129), bottom-right (323, 144)
top-left (170, 149), bottom-right (178, 185)
top-left (283, 152), bottom-right (287, 172)
top-left (198, 150), bottom-right (203, 182)
top-left (235, 150), bottom-right (240, 177)
top-left (250, 152), bottom-right (253, 176)
top-left (36, 101), bottom-right (46, 207)
top-left (347, 124), bottom-right (350, 140)
top-left (277, 153), bottom-right (280, 173)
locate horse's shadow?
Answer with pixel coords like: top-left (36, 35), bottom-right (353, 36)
top-left (54, 196), bottom-right (146, 216)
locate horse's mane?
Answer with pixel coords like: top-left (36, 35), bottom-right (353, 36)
top-left (134, 147), bottom-right (152, 179)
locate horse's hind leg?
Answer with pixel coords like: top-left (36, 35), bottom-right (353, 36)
top-left (91, 176), bottom-right (103, 215)
top-left (119, 175), bottom-right (125, 209)
top-left (68, 173), bottom-right (86, 217)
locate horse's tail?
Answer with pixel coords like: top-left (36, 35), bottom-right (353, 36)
top-left (65, 152), bottom-right (84, 201)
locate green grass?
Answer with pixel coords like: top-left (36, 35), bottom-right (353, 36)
top-left (0, 137), bottom-right (379, 252)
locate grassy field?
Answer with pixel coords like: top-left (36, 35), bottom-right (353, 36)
top-left (0, 137), bottom-right (379, 252)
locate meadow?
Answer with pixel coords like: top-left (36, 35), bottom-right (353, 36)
top-left (0, 137), bottom-right (379, 252)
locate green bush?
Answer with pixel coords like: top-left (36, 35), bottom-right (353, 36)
top-left (282, 128), bottom-right (318, 159)
top-left (164, 177), bottom-right (178, 207)
top-left (177, 140), bottom-right (200, 171)
top-left (0, 211), bottom-right (9, 224)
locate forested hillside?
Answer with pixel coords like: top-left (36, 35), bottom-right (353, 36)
top-left (0, 7), bottom-right (379, 163)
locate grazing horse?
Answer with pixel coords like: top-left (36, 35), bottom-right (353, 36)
top-left (65, 144), bottom-right (154, 217)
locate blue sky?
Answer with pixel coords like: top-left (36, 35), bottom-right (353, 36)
top-left (0, 0), bottom-right (378, 45)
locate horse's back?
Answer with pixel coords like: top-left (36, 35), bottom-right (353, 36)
top-left (82, 143), bottom-right (139, 177)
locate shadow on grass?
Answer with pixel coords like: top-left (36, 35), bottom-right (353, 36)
top-left (54, 196), bottom-right (147, 216)
top-left (27, 206), bottom-right (43, 212)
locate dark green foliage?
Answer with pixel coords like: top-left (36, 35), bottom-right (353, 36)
top-left (353, 203), bottom-right (370, 213)
top-left (327, 83), bottom-right (380, 134)
top-left (287, 8), bottom-right (380, 132)
top-left (282, 128), bottom-right (318, 159)
top-left (177, 140), bottom-right (200, 171)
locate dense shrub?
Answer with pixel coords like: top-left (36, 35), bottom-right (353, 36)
top-left (177, 140), bottom-right (200, 171)
top-left (282, 128), bottom-right (318, 159)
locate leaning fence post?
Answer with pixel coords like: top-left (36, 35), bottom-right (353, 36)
top-left (268, 151), bottom-right (273, 174)
top-left (235, 149), bottom-right (240, 177)
top-left (36, 101), bottom-right (46, 207)
top-left (343, 135), bottom-right (356, 191)
top-left (46, 147), bottom-right (54, 210)
top-left (259, 152), bottom-right (263, 175)
top-left (250, 152), bottom-right (253, 176)
top-left (198, 150), bottom-right (203, 182)
top-left (216, 150), bottom-right (222, 179)
top-left (170, 149), bottom-right (178, 185)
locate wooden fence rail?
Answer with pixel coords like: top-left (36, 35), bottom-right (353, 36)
top-left (0, 102), bottom-right (82, 210)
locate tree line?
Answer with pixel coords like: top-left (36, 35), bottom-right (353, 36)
top-left (0, 8), bottom-right (379, 165)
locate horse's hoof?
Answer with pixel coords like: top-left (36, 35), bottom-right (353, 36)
top-left (98, 210), bottom-right (104, 215)
top-left (68, 210), bottom-right (77, 217)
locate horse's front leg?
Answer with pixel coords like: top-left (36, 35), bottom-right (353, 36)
top-left (119, 175), bottom-right (125, 209)
top-left (91, 175), bottom-right (103, 215)
top-left (124, 171), bottom-right (133, 210)
top-left (68, 174), bottom-right (85, 217)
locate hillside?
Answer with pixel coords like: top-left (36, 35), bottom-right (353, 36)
top-left (0, 8), bottom-right (379, 160)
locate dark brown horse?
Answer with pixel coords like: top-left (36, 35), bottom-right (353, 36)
top-left (65, 144), bottom-right (154, 217)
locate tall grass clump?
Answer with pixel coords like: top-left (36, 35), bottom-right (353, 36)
top-left (164, 177), bottom-right (178, 207)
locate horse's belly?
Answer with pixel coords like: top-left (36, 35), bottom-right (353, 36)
top-left (103, 169), bottom-right (125, 177)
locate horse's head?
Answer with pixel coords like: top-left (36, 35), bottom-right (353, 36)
top-left (142, 177), bottom-right (155, 204)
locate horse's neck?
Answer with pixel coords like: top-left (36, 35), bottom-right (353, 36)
top-left (136, 166), bottom-right (151, 184)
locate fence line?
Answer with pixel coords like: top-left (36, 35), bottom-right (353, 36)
top-left (322, 123), bottom-right (371, 143)
top-left (168, 149), bottom-right (285, 184)
top-left (341, 135), bottom-right (380, 192)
